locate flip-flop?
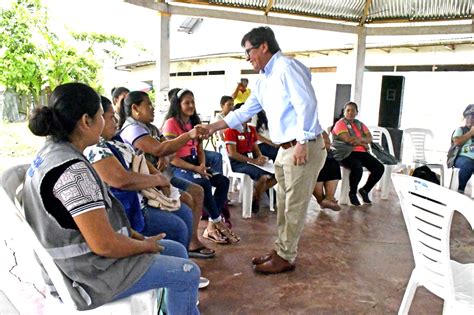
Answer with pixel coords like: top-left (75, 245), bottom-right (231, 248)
top-left (199, 277), bottom-right (210, 289)
top-left (188, 246), bottom-right (216, 259)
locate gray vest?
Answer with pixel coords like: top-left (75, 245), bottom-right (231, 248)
top-left (22, 139), bottom-right (154, 310)
top-left (119, 117), bottom-right (161, 165)
top-left (332, 118), bottom-right (364, 161)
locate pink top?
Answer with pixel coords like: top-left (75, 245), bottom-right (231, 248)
top-left (162, 117), bottom-right (195, 158)
top-left (332, 119), bottom-right (369, 152)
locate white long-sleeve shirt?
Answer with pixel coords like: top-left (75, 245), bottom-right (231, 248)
top-left (224, 51), bottom-right (323, 144)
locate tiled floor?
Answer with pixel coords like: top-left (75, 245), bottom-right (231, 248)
top-left (1, 187), bottom-right (473, 314)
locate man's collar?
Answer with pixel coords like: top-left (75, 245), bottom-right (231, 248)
top-left (261, 51), bottom-right (282, 76)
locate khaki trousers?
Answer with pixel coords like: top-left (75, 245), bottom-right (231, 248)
top-left (274, 137), bottom-right (326, 263)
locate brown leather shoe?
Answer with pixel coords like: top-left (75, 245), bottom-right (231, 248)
top-left (253, 254), bottom-right (295, 274)
top-left (251, 250), bottom-right (276, 265)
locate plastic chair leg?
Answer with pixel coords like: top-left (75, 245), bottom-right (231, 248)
top-left (449, 168), bottom-right (459, 191)
top-left (398, 271), bottom-right (419, 315)
top-left (339, 167), bottom-right (350, 205)
top-left (380, 165), bottom-right (393, 200)
top-left (269, 187), bottom-right (275, 212)
top-left (241, 175), bottom-right (254, 218)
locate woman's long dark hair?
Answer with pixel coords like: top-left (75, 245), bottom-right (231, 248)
top-left (111, 87), bottom-right (129, 104)
top-left (118, 91), bottom-right (149, 129)
top-left (256, 110), bottom-right (269, 133)
top-left (165, 89), bottom-right (201, 130)
top-left (29, 83), bottom-right (100, 142)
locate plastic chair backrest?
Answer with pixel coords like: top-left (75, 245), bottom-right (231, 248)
top-left (391, 173), bottom-right (474, 300)
top-left (0, 164), bottom-right (78, 308)
top-left (369, 126), bottom-right (396, 156)
top-left (217, 141), bottom-right (232, 166)
top-left (217, 141), bottom-right (244, 178)
top-left (403, 128), bottom-right (434, 163)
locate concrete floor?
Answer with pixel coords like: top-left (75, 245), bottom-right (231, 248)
top-left (1, 186), bottom-right (473, 314)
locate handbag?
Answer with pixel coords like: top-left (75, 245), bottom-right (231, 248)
top-left (446, 126), bottom-right (468, 168)
top-left (370, 142), bottom-right (398, 165)
top-left (446, 143), bottom-right (461, 168)
top-left (132, 154), bottom-right (181, 211)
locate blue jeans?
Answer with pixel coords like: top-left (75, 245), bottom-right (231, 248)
top-left (230, 158), bottom-right (271, 180)
top-left (141, 204), bottom-right (193, 249)
top-left (258, 143), bottom-right (279, 162)
top-left (113, 240), bottom-right (200, 315)
top-left (204, 150), bottom-right (223, 174)
top-left (454, 155), bottom-right (474, 192)
top-left (172, 166), bottom-right (229, 221)
top-left (170, 176), bottom-right (193, 191)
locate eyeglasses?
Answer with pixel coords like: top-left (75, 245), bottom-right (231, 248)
top-left (244, 44), bottom-right (260, 58)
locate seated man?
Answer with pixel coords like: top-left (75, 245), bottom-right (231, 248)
top-left (224, 105), bottom-right (276, 213)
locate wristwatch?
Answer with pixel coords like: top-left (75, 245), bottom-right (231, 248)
top-left (298, 140), bottom-right (307, 145)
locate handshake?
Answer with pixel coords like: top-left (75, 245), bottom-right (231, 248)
top-left (187, 124), bottom-right (215, 140)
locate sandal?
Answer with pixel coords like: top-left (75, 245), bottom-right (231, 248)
top-left (215, 222), bottom-right (240, 244)
top-left (188, 246), bottom-right (216, 259)
top-left (202, 228), bottom-right (228, 244)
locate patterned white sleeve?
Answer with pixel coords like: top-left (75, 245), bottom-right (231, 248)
top-left (53, 161), bottom-right (105, 217)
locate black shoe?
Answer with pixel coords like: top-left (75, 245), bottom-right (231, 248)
top-left (349, 194), bottom-right (361, 206)
top-left (358, 188), bottom-right (372, 204)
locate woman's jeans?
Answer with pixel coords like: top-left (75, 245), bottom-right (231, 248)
top-left (141, 204), bottom-right (193, 249)
top-left (113, 240), bottom-right (200, 315)
top-left (341, 151), bottom-right (385, 195)
top-left (454, 155), bottom-right (474, 192)
top-left (204, 150), bottom-right (223, 174)
top-left (258, 143), bottom-right (279, 162)
top-left (171, 166), bottom-right (229, 221)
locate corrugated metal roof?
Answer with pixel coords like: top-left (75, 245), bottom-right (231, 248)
top-left (207, 0), bottom-right (473, 23)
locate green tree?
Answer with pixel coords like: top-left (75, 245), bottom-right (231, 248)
top-left (0, 0), bottom-right (126, 109)
top-left (0, 0), bottom-right (46, 106)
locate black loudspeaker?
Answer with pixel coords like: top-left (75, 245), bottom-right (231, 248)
top-left (378, 76), bottom-right (404, 129)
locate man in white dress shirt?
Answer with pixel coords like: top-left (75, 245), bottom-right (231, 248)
top-left (203, 26), bottom-right (326, 274)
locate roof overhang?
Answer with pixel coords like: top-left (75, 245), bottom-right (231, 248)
top-left (125, 0), bottom-right (474, 36)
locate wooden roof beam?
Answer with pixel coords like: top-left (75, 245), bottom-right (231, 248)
top-left (444, 44), bottom-right (455, 51)
top-left (264, 0), bottom-right (274, 16)
top-left (359, 0), bottom-right (373, 26)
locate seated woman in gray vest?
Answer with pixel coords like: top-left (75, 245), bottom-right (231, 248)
top-left (332, 102), bottom-right (384, 206)
top-left (23, 83), bottom-right (200, 313)
top-left (85, 96), bottom-right (215, 259)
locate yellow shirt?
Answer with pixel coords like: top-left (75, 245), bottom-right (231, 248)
top-left (234, 88), bottom-right (251, 104)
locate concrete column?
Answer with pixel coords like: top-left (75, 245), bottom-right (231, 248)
top-left (154, 9), bottom-right (171, 102)
top-left (353, 26), bottom-right (367, 106)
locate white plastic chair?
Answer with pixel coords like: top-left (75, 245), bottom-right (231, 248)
top-left (448, 167), bottom-right (474, 198)
top-left (217, 142), bottom-right (254, 218)
top-left (369, 126), bottom-right (405, 199)
top-left (338, 167), bottom-right (364, 205)
top-left (402, 128), bottom-right (445, 186)
top-left (217, 142), bottom-right (274, 218)
top-left (0, 164), bottom-right (160, 314)
top-left (392, 173), bottom-right (474, 315)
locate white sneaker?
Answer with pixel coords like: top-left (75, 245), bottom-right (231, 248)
top-left (199, 277), bottom-right (210, 289)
